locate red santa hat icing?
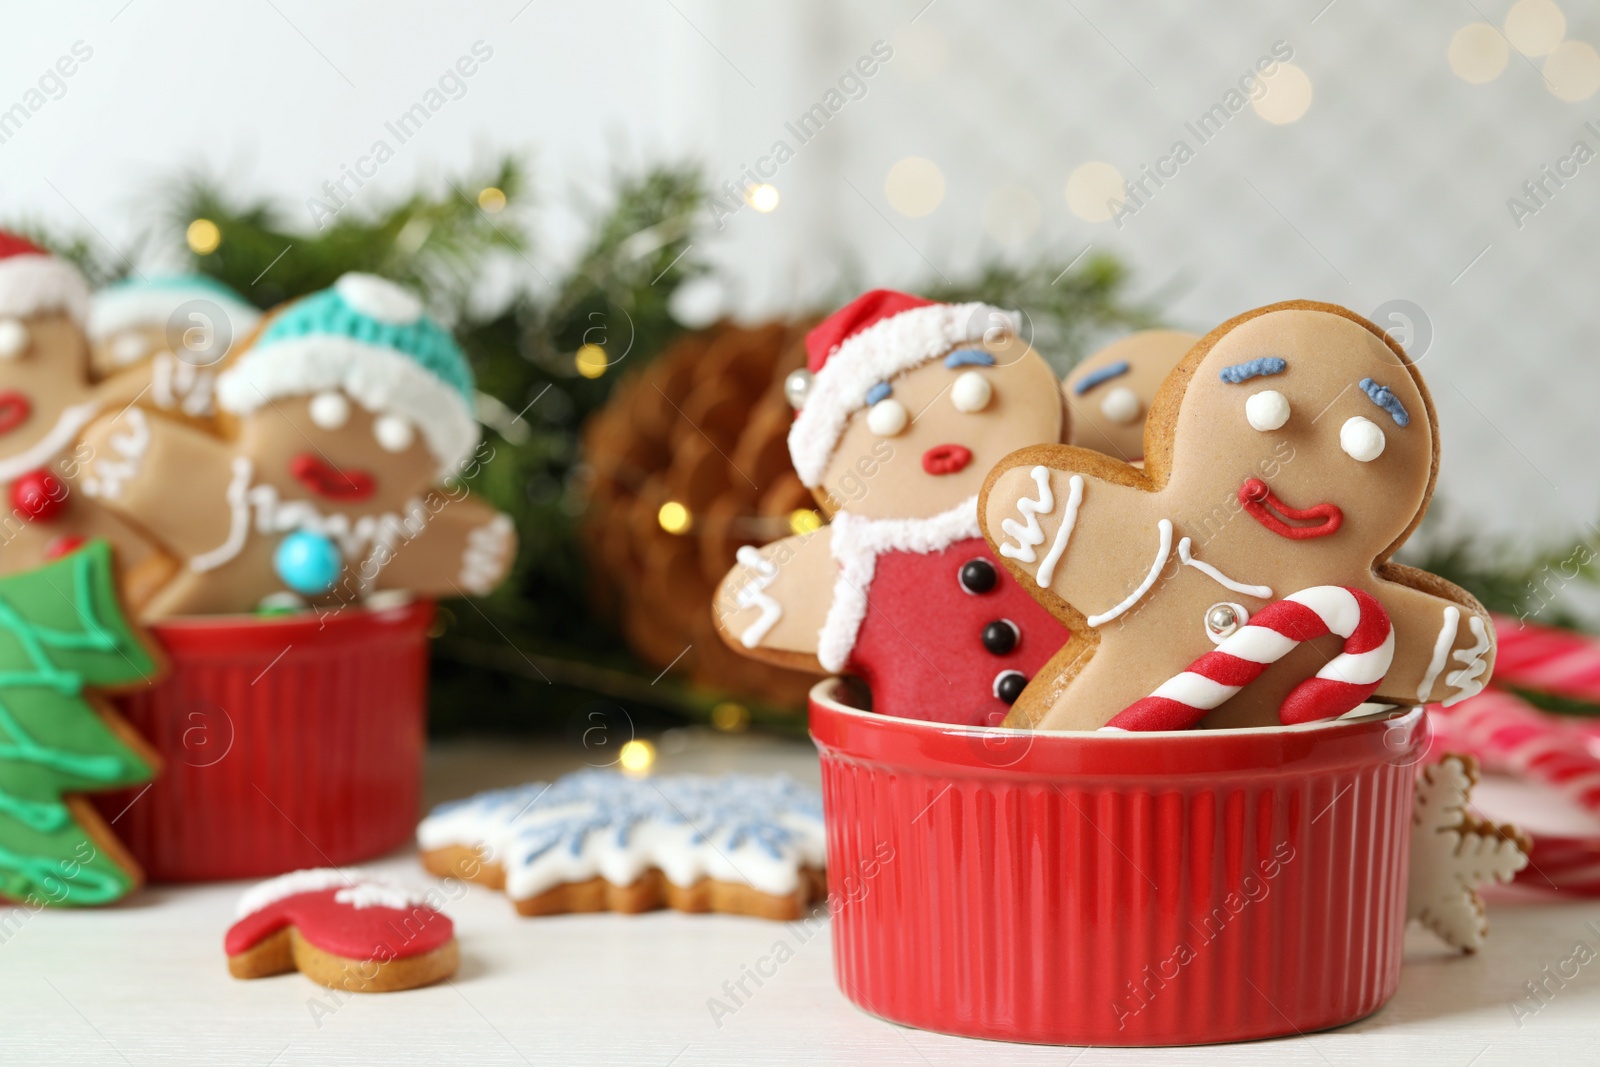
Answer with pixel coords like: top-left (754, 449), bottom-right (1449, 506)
top-left (0, 231), bottom-right (91, 325)
top-left (787, 289), bottom-right (1017, 487)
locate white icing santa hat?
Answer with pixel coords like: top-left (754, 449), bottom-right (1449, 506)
top-left (787, 289), bottom-right (1018, 488)
top-left (0, 231), bottom-right (91, 333)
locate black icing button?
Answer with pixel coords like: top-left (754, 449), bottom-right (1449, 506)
top-left (993, 670), bottom-right (1027, 704)
top-left (981, 619), bottom-right (1019, 655)
top-left (959, 558), bottom-right (997, 595)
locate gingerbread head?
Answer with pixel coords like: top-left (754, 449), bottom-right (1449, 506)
top-left (79, 273), bottom-right (515, 617)
top-left (1064, 329), bottom-right (1196, 463)
top-left (980, 300), bottom-right (1493, 731)
top-left (0, 233), bottom-right (172, 599)
top-left (87, 274), bottom-right (261, 425)
top-left (714, 290), bottom-right (1073, 725)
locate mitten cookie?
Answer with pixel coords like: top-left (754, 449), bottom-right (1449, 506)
top-left (418, 771), bottom-right (827, 920)
top-left (980, 300), bottom-right (1494, 731)
top-left (1064, 329), bottom-right (1197, 463)
top-left (226, 869), bottom-right (459, 992)
top-left (87, 274), bottom-right (261, 426)
top-left (78, 273), bottom-right (517, 616)
top-left (0, 233), bottom-right (175, 604)
top-left (713, 290), bottom-right (1071, 725)
top-left (0, 540), bottom-right (163, 906)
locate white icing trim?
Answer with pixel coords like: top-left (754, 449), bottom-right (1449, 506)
top-left (87, 284), bottom-right (259, 341)
top-left (0, 254), bottom-right (90, 323)
top-left (459, 513), bottom-right (514, 594)
top-left (816, 496), bottom-right (981, 672)
top-left (332, 881), bottom-right (432, 911)
top-left (0, 401), bottom-right (100, 483)
top-left (80, 408), bottom-right (150, 500)
top-left (1087, 518), bottom-right (1173, 627)
top-left (246, 483), bottom-right (426, 596)
top-left (733, 545), bottom-right (783, 648)
top-left (1037, 475), bottom-right (1083, 588)
top-left (235, 868), bottom-right (355, 918)
top-left (787, 302), bottom-right (1014, 487)
top-left (1416, 604), bottom-right (1460, 704)
top-left (997, 466), bottom-right (1054, 563)
top-left (216, 336), bottom-right (479, 478)
top-left (335, 273), bottom-right (423, 326)
top-left (190, 456), bottom-right (255, 573)
top-left (1442, 614), bottom-right (1491, 706)
top-left (1176, 536), bottom-right (1272, 599)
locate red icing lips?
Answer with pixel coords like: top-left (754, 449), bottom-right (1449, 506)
top-left (290, 453), bottom-right (377, 502)
top-left (1238, 478), bottom-right (1343, 540)
top-left (0, 391), bottom-right (31, 436)
top-left (922, 444), bottom-right (973, 476)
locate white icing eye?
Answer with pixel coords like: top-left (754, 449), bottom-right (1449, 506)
top-left (308, 391), bottom-right (351, 430)
top-left (1245, 389), bottom-right (1290, 431)
top-left (374, 413), bottom-right (416, 453)
top-left (1340, 415), bottom-right (1385, 462)
top-left (950, 371), bottom-right (992, 413)
top-left (109, 332), bottom-right (151, 366)
top-left (866, 398), bottom-right (908, 436)
top-left (1099, 386), bottom-right (1141, 424)
top-left (0, 318), bottom-right (29, 359)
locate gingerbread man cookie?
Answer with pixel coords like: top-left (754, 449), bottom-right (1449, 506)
top-left (980, 300), bottom-right (1494, 731)
top-left (0, 233), bottom-right (173, 605)
top-left (87, 274), bottom-right (261, 426)
top-left (1064, 329), bottom-right (1197, 463)
top-left (713, 290), bottom-right (1071, 725)
top-left (78, 273), bottom-right (516, 616)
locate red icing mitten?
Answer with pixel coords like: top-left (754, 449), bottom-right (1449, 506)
top-left (714, 290), bottom-right (1073, 724)
top-left (226, 869), bottom-right (458, 992)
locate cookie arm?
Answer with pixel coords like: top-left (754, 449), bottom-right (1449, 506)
top-left (711, 528), bottom-right (834, 672)
top-left (74, 409), bottom-right (237, 560)
top-left (1373, 563), bottom-right (1495, 707)
top-left (377, 492), bottom-right (517, 597)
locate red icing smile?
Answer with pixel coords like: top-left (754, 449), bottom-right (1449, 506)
top-left (0, 391), bottom-right (31, 436)
top-left (290, 453), bottom-right (376, 502)
top-left (1239, 478), bottom-right (1343, 540)
top-left (922, 444), bottom-right (973, 476)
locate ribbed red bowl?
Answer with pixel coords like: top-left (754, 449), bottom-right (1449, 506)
top-left (811, 678), bottom-right (1424, 1046)
top-left (94, 601), bottom-right (433, 882)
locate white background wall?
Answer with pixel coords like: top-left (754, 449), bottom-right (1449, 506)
top-left (2, 0), bottom-right (1596, 545)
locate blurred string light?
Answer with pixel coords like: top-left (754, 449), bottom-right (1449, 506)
top-left (658, 500), bottom-right (691, 534)
top-left (1506, 0), bottom-right (1566, 56)
top-left (745, 183), bottom-right (780, 212)
top-left (710, 702), bottom-right (750, 732)
top-left (574, 343), bottom-right (608, 378)
top-left (1449, 2), bottom-right (1598, 100)
top-left (1544, 40), bottom-right (1600, 101)
top-left (477, 186), bottom-right (507, 212)
top-left (1449, 23), bottom-right (1511, 83)
top-left (186, 218), bottom-right (221, 254)
top-left (1065, 162), bottom-right (1126, 223)
top-left (884, 156), bottom-right (945, 217)
top-left (788, 508), bottom-right (822, 536)
top-left (1250, 63), bottom-right (1313, 124)
top-left (618, 739), bottom-right (656, 777)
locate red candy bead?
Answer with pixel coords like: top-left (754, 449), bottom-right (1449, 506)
top-left (45, 535), bottom-right (87, 559)
top-left (10, 469), bottom-right (68, 522)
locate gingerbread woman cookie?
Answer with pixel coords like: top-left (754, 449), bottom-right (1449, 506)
top-left (713, 290), bottom-right (1071, 725)
top-left (77, 273), bottom-right (516, 616)
top-left (0, 233), bottom-right (174, 605)
top-left (1064, 329), bottom-right (1197, 463)
top-left (87, 274), bottom-right (261, 426)
top-left (980, 300), bottom-right (1494, 731)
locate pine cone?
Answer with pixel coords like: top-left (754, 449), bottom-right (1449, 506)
top-left (581, 321), bottom-right (818, 710)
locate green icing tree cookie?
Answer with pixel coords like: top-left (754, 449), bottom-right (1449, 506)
top-left (0, 540), bottom-right (163, 906)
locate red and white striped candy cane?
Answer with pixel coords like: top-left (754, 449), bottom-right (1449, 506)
top-left (1107, 586), bottom-right (1394, 731)
top-left (1490, 613), bottom-right (1600, 704)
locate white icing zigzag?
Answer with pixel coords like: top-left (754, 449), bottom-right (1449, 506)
top-left (235, 868), bottom-right (431, 918)
top-left (733, 545), bottom-right (783, 648)
top-left (417, 771), bottom-right (826, 901)
top-left (997, 465), bottom-right (1054, 564)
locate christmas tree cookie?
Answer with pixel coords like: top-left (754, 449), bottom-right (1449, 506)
top-left (0, 540), bottom-right (162, 906)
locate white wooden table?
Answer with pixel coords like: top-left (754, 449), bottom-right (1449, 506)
top-left (2, 730), bottom-right (1595, 1066)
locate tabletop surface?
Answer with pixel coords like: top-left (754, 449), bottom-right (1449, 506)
top-left (3, 729), bottom-right (1596, 1067)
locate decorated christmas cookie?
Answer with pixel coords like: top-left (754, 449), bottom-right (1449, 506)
top-left (0, 540), bottom-right (163, 907)
top-left (418, 771), bottom-right (827, 920)
top-left (0, 233), bottom-right (175, 604)
top-left (77, 273), bottom-right (516, 616)
top-left (1407, 754), bottom-right (1529, 952)
top-left (87, 274), bottom-right (261, 425)
top-left (1064, 329), bottom-right (1197, 463)
top-left (712, 290), bottom-right (1072, 725)
top-left (979, 300), bottom-right (1495, 731)
top-left (226, 868), bottom-right (459, 992)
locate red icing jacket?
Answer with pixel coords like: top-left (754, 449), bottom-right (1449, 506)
top-left (818, 500), bottom-right (1070, 726)
top-left (225, 886), bottom-right (453, 962)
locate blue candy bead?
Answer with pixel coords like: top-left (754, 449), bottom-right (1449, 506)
top-left (274, 530), bottom-right (343, 595)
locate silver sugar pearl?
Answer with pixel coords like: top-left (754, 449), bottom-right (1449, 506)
top-left (1205, 604), bottom-right (1241, 639)
top-left (784, 368), bottom-right (813, 410)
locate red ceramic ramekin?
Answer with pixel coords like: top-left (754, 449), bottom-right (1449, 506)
top-left (93, 600), bottom-right (434, 882)
top-left (811, 678), bottom-right (1424, 1047)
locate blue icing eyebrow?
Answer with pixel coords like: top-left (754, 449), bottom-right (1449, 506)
top-left (1219, 356), bottom-right (1287, 384)
top-left (865, 381), bottom-right (892, 405)
top-left (1072, 360), bottom-right (1130, 395)
top-left (944, 348), bottom-right (995, 369)
top-left (1359, 376), bottom-right (1409, 426)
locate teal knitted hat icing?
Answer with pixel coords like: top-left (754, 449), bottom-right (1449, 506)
top-left (216, 274), bottom-right (478, 477)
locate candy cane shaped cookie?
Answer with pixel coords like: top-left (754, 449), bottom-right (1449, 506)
top-left (1107, 586), bottom-right (1394, 731)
